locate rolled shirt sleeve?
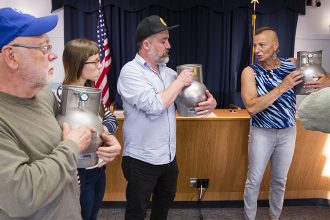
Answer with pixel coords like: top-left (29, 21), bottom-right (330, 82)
top-left (118, 62), bottom-right (165, 118)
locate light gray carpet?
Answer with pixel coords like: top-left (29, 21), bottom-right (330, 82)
top-left (98, 206), bottom-right (330, 219)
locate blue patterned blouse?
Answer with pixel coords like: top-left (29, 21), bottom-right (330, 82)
top-left (250, 58), bottom-right (296, 129)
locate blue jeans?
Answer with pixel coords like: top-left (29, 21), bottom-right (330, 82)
top-left (244, 126), bottom-right (296, 220)
top-left (78, 166), bottom-right (106, 220)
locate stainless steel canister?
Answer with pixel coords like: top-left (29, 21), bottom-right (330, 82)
top-left (175, 64), bottom-right (207, 116)
top-left (296, 50), bottom-right (326, 95)
top-left (56, 85), bottom-right (104, 168)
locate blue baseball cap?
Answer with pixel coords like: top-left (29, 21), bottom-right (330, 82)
top-left (0, 8), bottom-right (58, 49)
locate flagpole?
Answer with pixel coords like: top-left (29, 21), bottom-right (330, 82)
top-left (251, 0), bottom-right (259, 64)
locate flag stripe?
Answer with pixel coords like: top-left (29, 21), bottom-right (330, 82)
top-left (95, 7), bottom-right (111, 108)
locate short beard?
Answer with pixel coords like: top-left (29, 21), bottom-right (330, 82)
top-left (148, 47), bottom-right (169, 64)
top-left (18, 57), bottom-right (50, 89)
top-left (21, 75), bottom-right (49, 88)
top-left (160, 56), bottom-right (170, 64)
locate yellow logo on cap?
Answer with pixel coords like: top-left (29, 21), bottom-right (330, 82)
top-left (160, 18), bottom-right (167, 27)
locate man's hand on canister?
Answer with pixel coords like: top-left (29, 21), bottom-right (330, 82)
top-left (62, 122), bottom-right (96, 153)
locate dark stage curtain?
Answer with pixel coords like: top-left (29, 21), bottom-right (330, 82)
top-left (52, 0), bottom-right (305, 108)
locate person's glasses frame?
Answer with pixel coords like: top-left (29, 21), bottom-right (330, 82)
top-left (84, 59), bottom-right (101, 67)
top-left (10, 44), bottom-right (53, 55)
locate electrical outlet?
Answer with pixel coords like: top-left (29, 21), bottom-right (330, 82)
top-left (189, 177), bottom-right (197, 188)
top-left (196, 178), bottom-right (209, 189)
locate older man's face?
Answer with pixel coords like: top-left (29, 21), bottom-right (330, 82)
top-left (147, 30), bottom-right (171, 64)
top-left (11, 34), bottom-right (57, 88)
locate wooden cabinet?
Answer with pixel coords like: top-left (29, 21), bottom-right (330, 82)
top-left (104, 109), bottom-right (330, 201)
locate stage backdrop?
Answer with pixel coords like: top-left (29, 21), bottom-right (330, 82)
top-left (52, 0), bottom-right (305, 108)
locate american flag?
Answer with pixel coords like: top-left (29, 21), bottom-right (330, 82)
top-left (95, 7), bottom-right (111, 107)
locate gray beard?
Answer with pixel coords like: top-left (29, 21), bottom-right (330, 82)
top-left (148, 49), bottom-right (169, 64)
top-left (159, 56), bottom-right (169, 64)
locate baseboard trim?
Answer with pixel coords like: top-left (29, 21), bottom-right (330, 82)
top-left (101, 199), bottom-right (330, 209)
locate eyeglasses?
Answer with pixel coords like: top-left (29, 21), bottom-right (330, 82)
top-left (11, 44), bottom-right (53, 55)
top-left (84, 59), bottom-right (101, 67)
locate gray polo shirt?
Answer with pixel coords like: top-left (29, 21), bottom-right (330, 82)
top-left (298, 87), bottom-right (330, 133)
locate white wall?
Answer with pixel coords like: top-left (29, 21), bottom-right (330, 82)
top-left (295, 0), bottom-right (330, 71)
top-left (0, 0), bottom-right (64, 89)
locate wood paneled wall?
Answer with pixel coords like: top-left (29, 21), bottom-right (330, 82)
top-left (104, 110), bottom-right (330, 201)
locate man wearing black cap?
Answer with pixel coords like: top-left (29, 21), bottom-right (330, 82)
top-left (118, 15), bottom-right (217, 219)
top-left (0, 8), bottom-right (121, 220)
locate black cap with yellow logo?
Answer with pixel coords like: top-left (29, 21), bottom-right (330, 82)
top-left (136, 15), bottom-right (179, 43)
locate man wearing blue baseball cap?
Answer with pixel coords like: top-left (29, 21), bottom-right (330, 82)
top-left (0, 8), bottom-right (118, 220)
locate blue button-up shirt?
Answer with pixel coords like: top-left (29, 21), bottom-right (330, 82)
top-left (117, 54), bottom-right (177, 165)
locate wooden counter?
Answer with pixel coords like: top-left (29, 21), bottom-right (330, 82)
top-left (104, 109), bottom-right (330, 201)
